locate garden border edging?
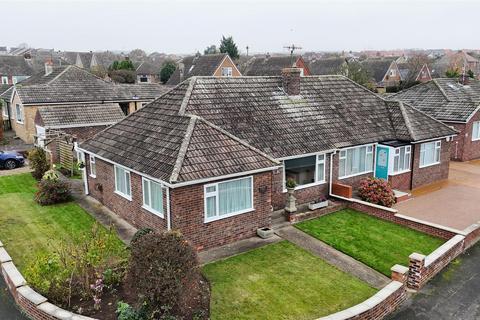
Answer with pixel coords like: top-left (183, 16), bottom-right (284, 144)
top-left (0, 239), bottom-right (98, 320)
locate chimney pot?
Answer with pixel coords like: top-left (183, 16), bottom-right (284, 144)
top-left (282, 67), bottom-right (302, 96)
top-left (44, 60), bottom-right (53, 76)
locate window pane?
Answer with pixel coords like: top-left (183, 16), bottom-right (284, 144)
top-left (143, 179), bottom-right (150, 206)
top-left (394, 155), bottom-right (399, 172)
top-left (285, 156), bottom-right (316, 186)
top-left (151, 182), bottom-right (163, 213)
top-left (115, 167), bottom-right (125, 193)
top-left (206, 196), bottom-right (216, 218)
top-left (399, 147), bottom-right (405, 170)
top-left (218, 177), bottom-right (252, 215)
top-left (317, 162), bottom-right (324, 181)
top-left (125, 172), bottom-right (131, 196)
top-left (206, 185), bottom-right (216, 193)
top-left (339, 158), bottom-right (346, 177)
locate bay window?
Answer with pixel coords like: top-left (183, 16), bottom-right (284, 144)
top-left (142, 178), bottom-right (164, 217)
top-left (393, 146), bottom-right (411, 173)
top-left (339, 145), bottom-right (374, 178)
top-left (204, 176), bottom-right (253, 222)
top-left (284, 154), bottom-right (326, 189)
top-left (114, 166), bottom-right (131, 199)
top-left (472, 121), bottom-right (480, 141)
top-left (420, 141), bottom-right (441, 167)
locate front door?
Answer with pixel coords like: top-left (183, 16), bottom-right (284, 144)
top-left (375, 146), bottom-right (389, 180)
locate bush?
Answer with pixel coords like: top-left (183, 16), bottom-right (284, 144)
top-left (357, 177), bottom-right (396, 207)
top-left (35, 178), bottom-right (71, 205)
top-left (126, 231), bottom-right (209, 319)
top-left (116, 302), bottom-right (147, 320)
top-left (28, 148), bottom-right (50, 180)
top-left (131, 227), bottom-right (153, 244)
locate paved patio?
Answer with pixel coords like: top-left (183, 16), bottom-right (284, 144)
top-left (395, 161), bottom-right (480, 231)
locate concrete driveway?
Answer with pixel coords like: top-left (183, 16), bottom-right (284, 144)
top-left (395, 161), bottom-right (480, 231)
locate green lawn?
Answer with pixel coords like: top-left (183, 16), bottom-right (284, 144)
top-left (0, 173), bottom-right (127, 272)
top-left (296, 209), bottom-right (445, 276)
top-left (202, 241), bottom-right (377, 320)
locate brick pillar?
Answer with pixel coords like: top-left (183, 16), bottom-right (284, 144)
top-left (407, 253), bottom-right (426, 290)
top-left (281, 68), bottom-right (301, 96)
top-left (391, 264), bottom-right (409, 284)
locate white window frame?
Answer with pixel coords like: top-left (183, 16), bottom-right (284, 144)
top-left (221, 67), bottom-right (233, 77)
top-left (204, 176), bottom-right (254, 223)
top-left (472, 121), bottom-right (480, 141)
top-left (338, 144), bottom-right (374, 179)
top-left (282, 153), bottom-right (327, 192)
top-left (419, 141), bottom-right (441, 168)
top-left (1, 76), bottom-right (7, 84)
top-left (12, 76), bottom-right (18, 84)
top-left (142, 177), bottom-right (164, 218)
top-left (2, 102), bottom-right (8, 117)
top-left (392, 145), bottom-right (411, 174)
top-left (114, 165), bottom-right (132, 200)
top-left (15, 104), bottom-right (24, 124)
top-left (89, 156), bottom-right (96, 178)
top-left (390, 69), bottom-right (396, 76)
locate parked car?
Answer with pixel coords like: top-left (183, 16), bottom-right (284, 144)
top-left (0, 151), bottom-right (25, 170)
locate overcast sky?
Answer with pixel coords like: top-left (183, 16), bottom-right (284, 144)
top-left (1, 0), bottom-right (479, 54)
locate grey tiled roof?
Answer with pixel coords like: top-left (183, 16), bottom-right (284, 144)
top-left (0, 85), bottom-right (13, 102)
top-left (242, 56), bottom-right (299, 76)
top-left (0, 56), bottom-right (34, 76)
top-left (15, 65), bottom-right (170, 104)
top-left (360, 58), bottom-right (395, 83)
top-left (308, 58), bottom-right (346, 75)
top-left (389, 78), bottom-right (480, 122)
top-left (81, 75), bottom-right (455, 183)
top-left (136, 61), bottom-right (162, 75)
top-left (37, 103), bottom-right (125, 128)
top-left (166, 54), bottom-right (228, 85)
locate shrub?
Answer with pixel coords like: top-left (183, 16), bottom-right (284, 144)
top-left (357, 177), bottom-right (396, 207)
top-left (35, 178), bottom-right (71, 205)
top-left (131, 227), bottom-right (153, 245)
top-left (116, 301), bottom-right (147, 320)
top-left (285, 178), bottom-right (296, 189)
top-left (126, 231), bottom-right (208, 319)
top-left (28, 147), bottom-right (50, 180)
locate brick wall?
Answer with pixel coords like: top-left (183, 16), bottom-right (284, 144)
top-left (447, 111), bottom-right (480, 161)
top-left (388, 171), bottom-right (411, 191)
top-left (171, 172), bottom-right (272, 250)
top-left (87, 157), bottom-right (272, 250)
top-left (411, 140), bottom-right (451, 190)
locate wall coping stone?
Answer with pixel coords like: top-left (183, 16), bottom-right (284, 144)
top-left (38, 302), bottom-right (74, 320)
top-left (460, 222), bottom-right (480, 235)
top-left (1, 261), bottom-right (26, 287)
top-left (409, 252), bottom-right (426, 262)
top-left (17, 285), bottom-right (48, 305)
top-left (424, 234), bottom-right (464, 267)
top-left (391, 264), bottom-right (409, 274)
top-left (332, 195), bottom-right (398, 213)
top-left (395, 213), bottom-right (464, 234)
top-left (0, 247), bottom-right (12, 263)
top-left (315, 281), bottom-right (403, 320)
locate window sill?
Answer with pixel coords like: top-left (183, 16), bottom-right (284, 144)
top-left (472, 138), bottom-right (480, 142)
top-left (114, 190), bottom-right (132, 201)
top-left (142, 205), bottom-right (164, 219)
top-left (16, 121), bottom-right (24, 125)
top-left (204, 208), bottom-right (254, 224)
top-left (339, 170), bottom-right (373, 180)
top-left (282, 180), bottom-right (327, 193)
top-left (419, 162), bottom-right (440, 169)
top-left (89, 174), bottom-right (96, 178)
top-left (390, 169), bottom-right (410, 176)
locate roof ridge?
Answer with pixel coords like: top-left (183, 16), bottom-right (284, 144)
top-left (47, 65), bottom-right (72, 84)
top-left (194, 117), bottom-right (280, 164)
top-left (170, 116), bottom-right (197, 183)
top-left (401, 101), bottom-right (459, 135)
top-left (397, 101), bottom-right (416, 141)
top-left (178, 77), bottom-right (196, 115)
top-left (432, 79), bottom-right (450, 101)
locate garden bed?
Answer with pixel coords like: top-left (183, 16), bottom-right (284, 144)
top-left (202, 240), bottom-right (377, 320)
top-left (295, 208), bottom-right (445, 276)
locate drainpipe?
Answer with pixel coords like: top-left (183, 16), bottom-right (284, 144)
top-left (410, 144), bottom-right (415, 191)
top-left (328, 150), bottom-right (338, 196)
top-left (165, 186), bottom-right (171, 231)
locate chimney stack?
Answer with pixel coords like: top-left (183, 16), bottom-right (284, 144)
top-left (282, 67), bottom-right (302, 96)
top-left (44, 59), bottom-right (53, 76)
top-left (459, 74), bottom-right (470, 85)
top-left (179, 62), bottom-right (185, 81)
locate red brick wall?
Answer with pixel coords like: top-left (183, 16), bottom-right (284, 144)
top-left (87, 157), bottom-right (272, 250)
top-left (171, 172), bottom-right (272, 250)
top-left (411, 140), bottom-right (450, 190)
top-left (86, 157), bottom-right (168, 231)
top-left (388, 171), bottom-right (411, 191)
top-left (447, 111), bottom-right (480, 161)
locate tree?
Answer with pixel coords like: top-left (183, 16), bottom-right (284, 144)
top-left (109, 69), bottom-right (136, 83)
top-left (129, 48), bottom-right (147, 61)
top-left (159, 60), bottom-right (176, 84)
top-left (219, 36), bottom-right (239, 60)
top-left (446, 68), bottom-right (460, 78)
top-left (109, 58), bottom-right (134, 71)
top-left (204, 45), bottom-right (218, 55)
top-left (340, 61), bottom-right (370, 87)
top-left (467, 69), bottom-right (475, 78)
top-left (90, 65), bottom-right (107, 78)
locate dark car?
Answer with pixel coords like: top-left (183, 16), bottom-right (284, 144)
top-left (0, 151), bottom-right (25, 170)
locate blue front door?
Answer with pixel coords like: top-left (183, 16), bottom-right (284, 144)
top-left (375, 146), bottom-right (389, 180)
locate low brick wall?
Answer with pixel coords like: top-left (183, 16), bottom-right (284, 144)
top-left (288, 201), bottom-right (346, 223)
top-left (0, 241), bottom-right (97, 320)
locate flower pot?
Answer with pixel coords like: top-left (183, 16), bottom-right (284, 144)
top-left (257, 227), bottom-right (274, 239)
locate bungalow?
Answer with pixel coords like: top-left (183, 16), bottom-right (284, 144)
top-left (382, 58), bottom-right (432, 88)
top-left (8, 63), bottom-right (169, 144)
top-left (242, 55), bottom-right (311, 76)
top-left (0, 55), bottom-right (34, 85)
top-left (135, 61), bottom-right (161, 83)
top-left (77, 68), bottom-right (456, 250)
top-left (166, 53), bottom-right (241, 85)
top-left (390, 78), bottom-right (480, 161)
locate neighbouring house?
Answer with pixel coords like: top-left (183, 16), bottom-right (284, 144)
top-left (360, 58), bottom-right (395, 92)
top-left (308, 57), bottom-right (348, 75)
top-left (34, 103), bottom-right (125, 162)
top-left (60, 51), bottom-right (101, 70)
top-left (166, 53), bottom-right (241, 85)
top-left (0, 55), bottom-right (34, 85)
top-left (242, 55), bottom-right (311, 76)
top-left (77, 68), bottom-right (456, 251)
top-left (434, 51), bottom-right (480, 78)
top-left (135, 61), bottom-right (161, 83)
top-left (390, 77), bottom-right (480, 161)
top-left (381, 57), bottom-right (433, 89)
top-left (8, 63), bottom-right (170, 144)
top-left (0, 85), bottom-right (14, 131)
